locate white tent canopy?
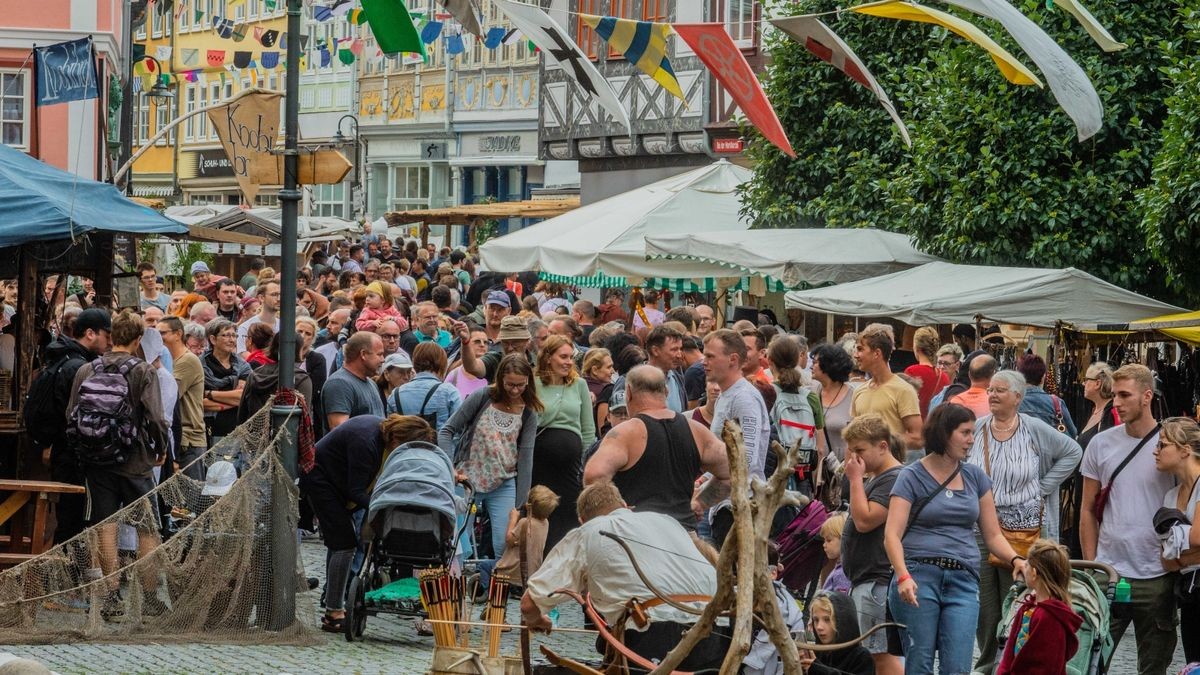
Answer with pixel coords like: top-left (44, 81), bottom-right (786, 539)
top-left (784, 262), bottom-right (1182, 329)
top-left (645, 228), bottom-right (941, 289)
top-left (163, 205), bottom-right (361, 243)
top-left (479, 160), bottom-right (753, 281)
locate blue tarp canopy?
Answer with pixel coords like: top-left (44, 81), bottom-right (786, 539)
top-left (0, 144), bottom-right (187, 247)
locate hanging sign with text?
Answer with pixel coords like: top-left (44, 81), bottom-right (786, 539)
top-left (34, 37), bottom-right (99, 106)
top-left (207, 89), bottom-right (282, 203)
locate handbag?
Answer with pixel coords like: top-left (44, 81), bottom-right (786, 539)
top-left (982, 425), bottom-right (1042, 568)
top-left (1091, 424), bottom-right (1160, 526)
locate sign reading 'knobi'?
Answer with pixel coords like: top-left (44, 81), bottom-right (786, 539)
top-left (207, 89), bottom-right (282, 203)
top-left (34, 37), bottom-right (99, 106)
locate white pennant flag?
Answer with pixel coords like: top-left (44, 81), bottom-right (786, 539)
top-left (1052, 0), bottom-right (1127, 53)
top-left (941, 0), bottom-right (1103, 141)
top-left (155, 45), bottom-right (173, 61)
top-left (771, 16), bottom-right (911, 147)
top-left (438, 0), bottom-right (483, 37)
top-left (492, 0), bottom-right (629, 132)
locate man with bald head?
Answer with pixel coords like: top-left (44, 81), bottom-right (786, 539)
top-left (314, 308), bottom-right (351, 379)
top-left (584, 365), bottom-right (730, 534)
top-left (949, 353), bottom-right (998, 418)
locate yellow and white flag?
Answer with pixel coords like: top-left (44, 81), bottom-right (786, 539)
top-left (1052, 0), bottom-right (1127, 53)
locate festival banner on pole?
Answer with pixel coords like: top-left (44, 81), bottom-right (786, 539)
top-left (1051, 0), bottom-right (1127, 52)
top-left (33, 37), bottom-right (99, 106)
top-left (673, 24), bottom-right (793, 156)
top-left (207, 89), bottom-right (282, 203)
top-left (494, 0), bottom-right (629, 132)
top-left (850, 1), bottom-right (1041, 86)
top-left (771, 16), bottom-right (910, 148)
top-left (940, 0), bottom-right (1102, 141)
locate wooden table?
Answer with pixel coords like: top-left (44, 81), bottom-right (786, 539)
top-left (0, 479), bottom-right (86, 568)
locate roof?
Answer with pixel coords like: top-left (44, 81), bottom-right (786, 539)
top-left (385, 198), bottom-right (580, 226)
top-left (163, 205), bottom-right (361, 244)
top-left (784, 262), bottom-right (1182, 329)
top-left (0, 144), bottom-right (186, 247)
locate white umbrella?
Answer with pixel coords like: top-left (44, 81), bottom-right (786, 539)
top-left (645, 228), bottom-right (941, 289)
top-left (479, 160), bottom-right (753, 282)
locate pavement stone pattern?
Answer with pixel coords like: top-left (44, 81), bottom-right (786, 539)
top-left (0, 541), bottom-right (1188, 673)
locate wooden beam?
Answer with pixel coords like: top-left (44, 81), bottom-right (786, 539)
top-left (0, 491), bottom-right (31, 528)
top-left (1095, 318), bottom-right (1200, 332)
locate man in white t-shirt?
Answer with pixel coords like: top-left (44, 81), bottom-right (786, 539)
top-left (703, 329), bottom-right (770, 548)
top-left (236, 280), bottom-right (281, 356)
top-left (1081, 363), bottom-right (1176, 675)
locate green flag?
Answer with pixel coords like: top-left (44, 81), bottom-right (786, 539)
top-left (359, 0), bottom-right (426, 57)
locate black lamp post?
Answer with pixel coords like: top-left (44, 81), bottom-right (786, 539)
top-left (333, 114), bottom-right (361, 219)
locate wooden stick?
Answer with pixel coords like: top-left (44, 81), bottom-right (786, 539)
top-left (424, 618), bottom-right (599, 635)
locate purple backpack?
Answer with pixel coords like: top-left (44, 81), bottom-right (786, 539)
top-left (67, 357), bottom-right (141, 467)
top-left (776, 499), bottom-right (829, 597)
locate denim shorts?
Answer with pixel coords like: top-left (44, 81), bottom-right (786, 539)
top-left (851, 579), bottom-right (890, 655)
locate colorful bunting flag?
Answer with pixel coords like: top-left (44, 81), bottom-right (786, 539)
top-left (1051, 0), bottom-right (1127, 52)
top-left (351, 8), bottom-right (367, 25)
top-left (265, 0), bottom-right (276, 11)
top-left (941, 0), bottom-right (1102, 141)
top-left (254, 26), bottom-right (265, 42)
top-left (181, 48), bottom-right (200, 67)
top-left (319, 45), bottom-right (331, 67)
top-left (446, 33), bottom-right (465, 55)
top-left (314, 5), bottom-right (333, 21)
top-left (260, 51), bottom-right (280, 68)
top-left (580, 14), bottom-right (683, 102)
top-left (339, 48), bottom-right (356, 64)
top-left (484, 26), bottom-right (506, 49)
top-left (331, 0), bottom-right (353, 16)
top-left (233, 51), bottom-right (252, 68)
top-left (214, 17), bottom-right (234, 38)
top-left (262, 29), bottom-right (279, 47)
top-left (360, 0), bottom-right (427, 56)
top-left (673, 23), bottom-right (793, 156)
top-left (207, 49), bottom-right (226, 67)
top-left (850, 2), bottom-right (1041, 86)
top-left (502, 28), bottom-right (523, 45)
top-left (232, 26), bottom-right (247, 42)
top-left (194, 8), bottom-right (204, 24)
top-left (770, 16), bottom-right (910, 148)
top-left (421, 21), bottom-right (444, 44)
top-left (349, 38), bottom-right (364, 56)
top-left (155, 45), bottom-right (173, 61)
top-left (494, 0), bottom-right (628, 131)
top-left (437, 0), bottom-right (483, 37)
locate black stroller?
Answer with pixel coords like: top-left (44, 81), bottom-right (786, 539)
top-left (344, 441), bottom-right (473, 641)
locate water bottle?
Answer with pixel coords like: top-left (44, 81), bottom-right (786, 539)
top-left (1114, 578), bottom-right (1131, 603)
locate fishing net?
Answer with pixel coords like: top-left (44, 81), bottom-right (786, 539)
top-left (0, 402), bottom-right (315, 644)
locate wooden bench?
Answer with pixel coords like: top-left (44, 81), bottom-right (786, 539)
top-left (0, 479), bottom-right (87, 568)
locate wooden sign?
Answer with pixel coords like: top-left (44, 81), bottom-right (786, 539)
top-left (207, 89), bottom-right (282, 203)
top-left (281, 149), bottom-right (353, 186)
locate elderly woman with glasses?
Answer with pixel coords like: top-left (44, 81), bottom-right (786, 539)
top-left (966, 369), bottom-right (1082, 674)
top-left (201, 318), bottom-right (252, 445)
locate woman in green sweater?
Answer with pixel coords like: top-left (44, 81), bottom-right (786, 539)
top-left (534, 334), bottom-right (597, 553)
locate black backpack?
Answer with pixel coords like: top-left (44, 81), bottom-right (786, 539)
top-left (390, 383), bottom-right (442, 429)
top-left (23, 354), bottom-right (82, 447)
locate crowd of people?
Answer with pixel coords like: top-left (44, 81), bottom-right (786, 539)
top-left (11, 231), bottom-right (1199, 674)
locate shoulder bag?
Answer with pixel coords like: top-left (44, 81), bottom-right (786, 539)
top-left (983, 425), bottom-right (1042, 568)
top-left (1091, 424), bottom-right (1161, 526)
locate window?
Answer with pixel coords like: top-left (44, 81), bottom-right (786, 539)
top-left (209, 83), bottom-right (221, 140)
top-left (725, 0), bottom-right (756, 48)
top-left (197, 85), bottom-right (209, 139)
top-left (318, 85), bottom-right (333, 109)
top-left (576, 0), bottom-right (600, 59)
top-left (178, 0), bottom-right (190, 32)
top-left (391, 165), bottom-right (429, 210)
top-left (0, 71), bottom-right (29, 149)
top-left (256, 193), bottom-right (279, 206)
top-left (608, 0), bottom-right (632, 58)
top-left (151, 4), bottom-right (163, 38)
top-left (137, 98), bottom-right (151, 147)
top-left (154, 100), bottom-right (174, 144)
top-left (313, 183), bottom-right (345, 218)
top-left (184, 85), bottom-right (196, 141)
top-left (233, 0), bottom-right (245, 22)
top-left (642, 0), bottom-right (667, 23)
top-left (248, 0), bottom-right (259, 19)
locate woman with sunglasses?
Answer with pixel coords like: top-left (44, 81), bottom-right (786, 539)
top-left (438, 354), bottom-right (543, 564)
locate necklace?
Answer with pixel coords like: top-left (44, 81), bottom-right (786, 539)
top-left (991, 416), bottom-right (1018, 434)
top-left (821, 382), bottom-right (845, 410)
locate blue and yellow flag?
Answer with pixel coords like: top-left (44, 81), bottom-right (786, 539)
top-left (580, 14), bottom-right (683, 102)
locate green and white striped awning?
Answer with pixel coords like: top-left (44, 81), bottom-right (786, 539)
top-left (538, 272), bottom-right (790, 293)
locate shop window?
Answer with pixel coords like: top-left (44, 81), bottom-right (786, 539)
top-left (313, 183), bottom-right (345, 218)
top-left (725, 0), bottom-right (756, 48)
top-left (0, 71), bottom-right (29, 150)
top-left (576, 0), bottom-right (600, 59)
top-left (391, 165), bottom-right (430, 210)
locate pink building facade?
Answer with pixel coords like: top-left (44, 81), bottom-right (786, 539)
top-left (0, 1), bottom-right (127, 179)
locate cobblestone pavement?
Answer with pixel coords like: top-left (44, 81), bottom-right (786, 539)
top-left (0, 541), bottom-right (1188, 673)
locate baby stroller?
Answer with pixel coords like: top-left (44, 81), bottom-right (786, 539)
top-left (344, 441), bottom-right (473, 641)
top-left (994, 559), bottom-right (1117, 675)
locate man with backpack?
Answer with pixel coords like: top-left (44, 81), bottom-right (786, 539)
top-left (66, 310), bottom-right (169, 618)
top-left (25, 307), bottom-right (111, 544)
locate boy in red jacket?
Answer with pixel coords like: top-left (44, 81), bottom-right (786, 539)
top-left (997, 540), bottom-right (1084, 675)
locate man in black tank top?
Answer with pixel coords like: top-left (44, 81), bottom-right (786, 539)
top-left (584, 365), bottom-right (731, 531)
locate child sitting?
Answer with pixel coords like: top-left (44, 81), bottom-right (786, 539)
top-left (743, 541), bottom-right (805, 675)
top-left (479, 485), bottom-right (559, 593)
top-left (819, 513), bottom-right (851, 594)
top-left (996, 539), bottom-right (1082, 675)
top-left (800, 590), bottom-right (875, 675)
top-left (354, 281), bottom-right (408, 332)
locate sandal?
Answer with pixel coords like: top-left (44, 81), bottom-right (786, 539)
top-left (321, 613), bottom-right (346, 633)
top-left (414, 618), bottom-right (434, 636)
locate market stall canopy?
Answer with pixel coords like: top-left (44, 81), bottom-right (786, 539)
top-left (0, 144), bottom-right (186, 247)
top-left (784, 262), bottom-right (1182, 329)
top-left (645, 228), bottom-right (942, 289)
top-left (163, 205), bottom-right (361, 244)
top-left (1089, 310), bottom-right (1200, 345)
top-left (385, 198), bottom-right (580, 226)
top-left (478, 160), bottom-right (756, 286)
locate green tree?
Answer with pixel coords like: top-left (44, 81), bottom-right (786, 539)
top-left (1139, 6), bottom-right (1200, 304)
top-left (745, 0), bottom-right (1181, 298)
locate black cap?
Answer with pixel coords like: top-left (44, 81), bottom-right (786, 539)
top-left (74, 308), bottom-right (111, 336)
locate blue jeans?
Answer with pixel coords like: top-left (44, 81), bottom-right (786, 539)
top-left (888, 560), bottom-right (979, 675)
top-left (462, 478), bottom-right (517, 560)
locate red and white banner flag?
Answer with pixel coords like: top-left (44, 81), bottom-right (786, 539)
top-left (672, 24), bottom-right (794, 157)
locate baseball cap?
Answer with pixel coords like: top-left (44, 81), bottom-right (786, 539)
top-left (486, 290), bottom-right (511, 308)
top-left (190, 261), bottom-right (211, 275)
top-left (75, 308), bottom-right (112, 334)
top-left (201, 461), bottom-right (238, 497)
top-left (498, 315), bottom-right (529, 342)
top-left (608, 386), bottom-right (627, 412)
top-left (384, 351), bottom-right (413, 371)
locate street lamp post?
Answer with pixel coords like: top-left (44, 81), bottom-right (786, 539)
top-left (332, 114), bottom-right (361, 220)
top-left (122, 54), bottom-right (175, 194)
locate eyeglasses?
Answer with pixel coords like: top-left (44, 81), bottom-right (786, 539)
top-left (1084, 377), bottom-right (1099, 382)
top-left (379, 333), bottom-right (401, 340)
top-left (985, 387), bottom-right (1011, 395)
top-left (936, 361), bottom-right (957, 369)
top-left (140, 275), bottom-right (156, 281)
